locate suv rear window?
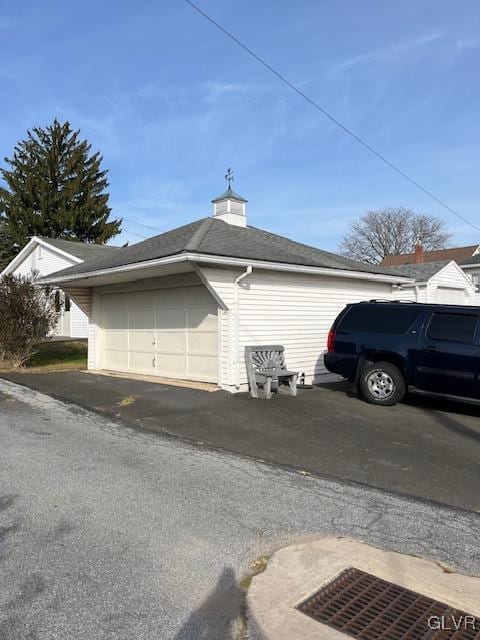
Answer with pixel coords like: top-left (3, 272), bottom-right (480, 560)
top-left (427, 312), bottom-right (478, 343)
top-left (339, 305), bottom-right (422, 335)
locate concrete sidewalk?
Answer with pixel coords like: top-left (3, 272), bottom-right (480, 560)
top-left (1, 369), bottom-right (480, 512)
top-left (247, 538), bottom-right (480, 640)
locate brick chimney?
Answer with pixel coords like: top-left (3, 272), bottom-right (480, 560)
top-left (414, 243), bottom-right (424, 263)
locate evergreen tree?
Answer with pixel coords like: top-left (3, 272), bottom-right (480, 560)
top-left (0, 119), bottom-right (121, 265)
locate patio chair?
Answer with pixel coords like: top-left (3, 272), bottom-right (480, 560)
top-left (244, 345), bottom-right (298, 399)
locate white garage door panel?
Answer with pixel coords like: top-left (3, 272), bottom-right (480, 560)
top-left (129, 309), bottom-right (155, 330)
top-left (189, 355), bottom-right (217, 379)
top-left (101, 285), bottom-right (218, 382)
top-left (102, 294), bottom-right (127, 310)
top-left (155, 288), bottom-right (184, 307)
top-left (188, 332), bottom-right (218, 353)
top-left (104, 350), bottom-right (129, 370)
top-left (435, 287), bottom-right (468, 305)
top-left (128, 290), bottom-right (154, 307)
top-left (188, 307), bottom-right (218, 330)
top-left (103, 310), bottom-right (128, 330)
top-left (129, 351), bottom-right (155, 372)
top-left (104, 331), bottom-right (128, 350)
top-left (129, 331), bottom-right (155, 351)
top-left (155, 332), bottom-right (186, 352)
top-left (157, 354), bottom-right (188, 377)
top-left (157, 308), bottom-right (185, 330)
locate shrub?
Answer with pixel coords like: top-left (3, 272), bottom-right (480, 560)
top-left (0, 273), bottom-right (58, 367)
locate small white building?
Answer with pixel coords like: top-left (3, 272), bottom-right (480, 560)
top-left (380, 243), bottom-right (480, 305)
top-left (384, 260), bottom-right (476, 305)
top-left (40, 187), bottom-right (418, 391)
top-left (1, 236), bottom-right (121, 338)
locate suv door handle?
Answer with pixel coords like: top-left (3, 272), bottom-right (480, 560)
top-left (425, 345), bottom-right (440, 352)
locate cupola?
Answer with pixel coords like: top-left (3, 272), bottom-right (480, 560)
top-left (211, 169), bottom-right (247, 227)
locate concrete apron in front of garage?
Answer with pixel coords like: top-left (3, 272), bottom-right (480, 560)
top-left (247, 538), bottom-right (480, 640)
top-left (1, 369), bottom-right (479, 513)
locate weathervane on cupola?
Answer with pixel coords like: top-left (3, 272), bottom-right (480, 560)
top-left (211, 168), bottom-right (248, 227)
top-left (225, 167), bottom-right (234, 188)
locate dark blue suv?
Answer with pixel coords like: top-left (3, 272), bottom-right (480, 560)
top-left (324, 301), bottom-right (480, 406)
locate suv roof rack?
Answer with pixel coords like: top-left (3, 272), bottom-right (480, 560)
top-left (359, 299), bottom-right (418, 304)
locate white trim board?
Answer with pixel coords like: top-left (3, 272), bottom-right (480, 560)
top-left (40, 252), bottom-right (414, 286)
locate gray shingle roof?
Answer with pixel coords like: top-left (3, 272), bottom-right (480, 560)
top-left (46, 218), bottom-right (405, 280)
top-left (461, 253), bottom-right (480, 266)
top-left (377, 260), bottom-right (452, 281)
top-left (211, 187), bottom-right (247, 203)
top-left (37, 236), bottom-right (121, 261)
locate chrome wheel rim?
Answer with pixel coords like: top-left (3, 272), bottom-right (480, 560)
top-left (367, 370), bottom-right (395, 400)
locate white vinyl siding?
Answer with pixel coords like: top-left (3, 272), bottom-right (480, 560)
top-left (196, 268), bottom-right (235, 387)
top-left (390, 286), bottom-right (425, 303)
top-left (199, 266), bottom-right (394, 389)
top-left (427, 262), bottom-right (475, 305)
top-left (460, 266), bottom-right (480, 305)
top-left (9, 243), bottom-right (90, 338)
top-left (70, 303), bottom-right (89, 337)
top-left (11, 244), bottom-right (74, 278)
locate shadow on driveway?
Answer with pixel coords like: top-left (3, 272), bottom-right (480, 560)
top-left (173, 567), bottom-right (243, 640)
top-left (1, 370), bottom-right (479, 513)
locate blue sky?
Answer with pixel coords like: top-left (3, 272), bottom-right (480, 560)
top-left (1, 0), bottom-right (480, 250)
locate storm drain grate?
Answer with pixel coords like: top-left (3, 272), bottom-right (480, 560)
top-left (297, 567), bottom-right (480, 639)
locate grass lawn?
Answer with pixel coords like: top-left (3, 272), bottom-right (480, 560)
top-left (0, 340), bottom-right (87, 372)
top-left (28, 340), bottom-right (88, 370)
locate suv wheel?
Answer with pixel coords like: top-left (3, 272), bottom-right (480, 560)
top-left (359, 361), bottom-right (406, 406)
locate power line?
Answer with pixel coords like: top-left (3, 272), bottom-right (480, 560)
top-left (122, 217), bottom-right (165, 233)
top-left (120, 226), bottom-right (150, 240)
top-left (184, 0), bottom-right (480, 234)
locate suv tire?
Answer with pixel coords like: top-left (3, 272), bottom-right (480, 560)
top-left (359, 361), bottom-right (406, 406)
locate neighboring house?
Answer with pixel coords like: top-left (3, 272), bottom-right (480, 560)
top-left (1, 236), bottom-right (121, 338)
top-left (40, 186), bottom-right (413, 391)
top-left (380, 244), bottom-right (480, 304)
top-left (380, 260), bottom-right (476, 305)
top-left (459, 254), bottom-right (480, 305)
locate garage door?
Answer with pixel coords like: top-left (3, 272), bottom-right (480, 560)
top-left (434, 287), bottom-right (468, 305)
top-left (101, 285), bottom-right (218, 382)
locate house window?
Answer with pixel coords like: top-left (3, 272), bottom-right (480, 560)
top-left (471, 272), bottom-right (480, 292)
top-left (65, 295), bottom-right (71, 312)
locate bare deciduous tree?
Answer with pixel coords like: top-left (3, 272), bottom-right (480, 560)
top-left (339, 207), bottom-right (452, 264)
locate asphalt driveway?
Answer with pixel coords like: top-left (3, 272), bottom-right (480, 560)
top-left (2, 381), bottom-right (478, 639)
top-left (2, 370), bottom-right (479, 512)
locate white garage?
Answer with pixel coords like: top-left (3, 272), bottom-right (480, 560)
top-left (101, 284), bottom-right (218, 383)
top-left (434, 287), bottom-right (469, 305)
top-left (41, 185), bottom-right (421, 392)
top-left (388, 260), bottom-right (476, 305)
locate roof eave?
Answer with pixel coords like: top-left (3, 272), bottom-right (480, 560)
top-left (38, 252), bottom-right (414, 286)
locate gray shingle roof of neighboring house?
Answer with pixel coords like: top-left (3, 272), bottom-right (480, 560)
top-left (377, 260), bottom-right (452, 281)
top-left (46, 217), bottom-right (404, 280)
top-left (37, 236), bottom-right (122, 261)
top-left (461, 253), bottom-right (480, 266)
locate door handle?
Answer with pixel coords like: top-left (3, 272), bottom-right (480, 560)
top-left (425, 345), bottom-right (440, 352)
